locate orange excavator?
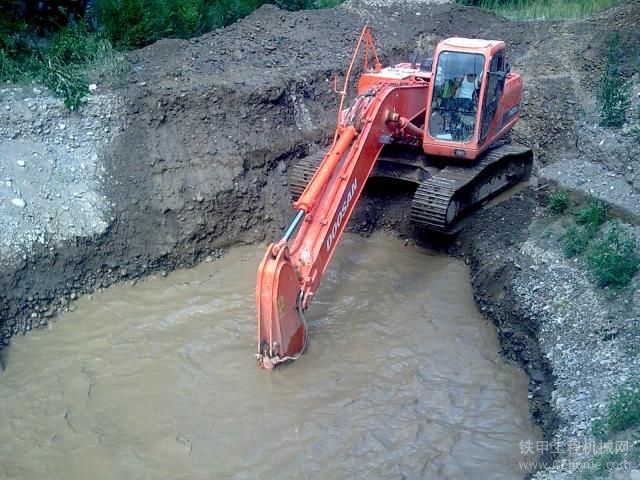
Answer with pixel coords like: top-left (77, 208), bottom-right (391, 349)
top-left (256, 27), bottom-right (532, 369)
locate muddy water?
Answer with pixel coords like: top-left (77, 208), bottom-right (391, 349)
top-left (0, 233), bottom-right (539, 479)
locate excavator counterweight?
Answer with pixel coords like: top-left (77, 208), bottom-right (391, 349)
top-left (255, 26), bottom-right (532, 368)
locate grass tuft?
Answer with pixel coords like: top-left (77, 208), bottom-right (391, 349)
top-left (593, 380), bottom-right (640, 439)
top-left (560, 199), bottom-right (638, 288)
top-left (95, 0), bottom-right (342, 50)
top-left (456, 0), bottom-right (623, 21)
top-left (598, 33), bottom-right (631, 128)
top-left (575, 199), bottom-right (608, 228)
top-left (563, 224), bottom-right (595, 258)
top-left (549, 190), bottom-right (569, 214)
top-left (0, 20), bottom-right (127, 110)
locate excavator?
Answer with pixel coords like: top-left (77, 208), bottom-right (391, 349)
top-left (256, 27), bottom-right (532, 369)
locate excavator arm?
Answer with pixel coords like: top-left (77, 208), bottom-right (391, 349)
top-left (256, 31), bottom-right (428, 367)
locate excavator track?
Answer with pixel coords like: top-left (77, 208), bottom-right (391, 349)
top-left (410, 143), bottom-right (533, 233)
top-left (289, 152), bottom-right (324, 200)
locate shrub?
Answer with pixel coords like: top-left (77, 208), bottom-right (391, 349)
top-left (593, 380), bottom-right (640, 439)
top-left (598, 33), bottom-right (631, 128)
top-left (36, 23), bottom-right (123, 110)
top-left (0, 48), bottom-right (22, 81)
top-left (48, 22), bottom-right (102, 64)
top-left (0, 17), bottom-right (30, 82)
top-left (585, 222), bottom-right (639, 288)
top-left (95, 0), bottom-right (265, 49)
top-left (96, 0), bottom-right (158, 49)
top-left (549, 190), bottom-right (569, 214)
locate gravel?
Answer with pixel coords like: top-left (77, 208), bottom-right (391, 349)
top-left (0, 87), bottom-right (127, 268)
top-left (517, 231), bottom-right (640, 479)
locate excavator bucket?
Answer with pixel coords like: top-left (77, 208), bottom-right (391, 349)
top-left (256, 241), bottom-right (306, 369)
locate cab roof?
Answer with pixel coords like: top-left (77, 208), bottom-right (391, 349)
top-left (442, 38), bottom-right (498, 49)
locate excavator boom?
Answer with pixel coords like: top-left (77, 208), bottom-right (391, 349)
top-left (256, 28), bottom-right (429, 367)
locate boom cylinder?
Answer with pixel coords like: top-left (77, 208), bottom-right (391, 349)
top-left (294, 126), bottom-right (357, 214)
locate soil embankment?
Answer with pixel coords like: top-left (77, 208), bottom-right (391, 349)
top-left (1, 1), bottom-right (639, 478)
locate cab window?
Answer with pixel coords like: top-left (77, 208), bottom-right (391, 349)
top-left (428, 51), bottom-right (484, 143)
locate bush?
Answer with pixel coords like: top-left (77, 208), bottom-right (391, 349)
top-left (96, 0), bottom-right (158, 49)
top-left (593, 380), bottom-right (640, 439)
top-left (36, 23), bottom-right (124, 109)
top-left (598, 33), bottom-right (631, 128)
top-left (549, 190), bottom-right (569, 214)
top-left (4, 0), bottom-right (342, 106)
top-left (585, 222), bottom-right (639, 288)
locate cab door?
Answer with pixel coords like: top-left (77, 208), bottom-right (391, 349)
top-left (479, 49), bottom-right (506, 143)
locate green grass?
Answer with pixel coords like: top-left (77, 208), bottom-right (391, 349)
top-left (457, 0), bottom-right (623, 20)
top-left (593, 381), bottom-right (640, 439)
top-left (598, 33), bottom-right (631, 128)
top-left (1, 0), bottom-right (341, 107)
top-left (575, 199), bottom-right (608, 228)
top-left (560, 199), bottom-right (638, 289)
top-left (563, 223), bottom-right (595, 257)
top-left (0, 22), bottom-right (127, 110)
top-left (562, 198), bottom-right (605, 257)
top-left (578, 381), bottom-right (640, 478)
top-left (548, 190), bottom-right (569, 214)
top-left (95, 0), bottom-right (342, 49)
top-left (586, 222), bottom-right (640, 288)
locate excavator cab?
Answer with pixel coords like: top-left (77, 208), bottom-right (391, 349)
top-left (429, 51), bottom-right (484, 143)
top-left (423, 38), bottom-right (517, 162)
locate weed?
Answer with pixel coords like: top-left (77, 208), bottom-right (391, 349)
top-left (38, 57), bottom-right (88, 110)
top-left (549, 190), bottom-right (569, 214)
top-left (593, 380), bottom-right (640, 439)
top-left (456, 0), bottom-right (622, 21)
top-left (598, 33), bottom-right (631, 128)
top-left (0, 21), bottom-right (125, 110)
top-left (0, 48), bottom-right (22, 81)
top-left (585, 222), bottom-right (639, 288)
top-left (563, 224), bottom-right (595, 258)
top-left (95, 0), bottom-right (157, 49)
top-left (576, 199), bottom-right (608, 228)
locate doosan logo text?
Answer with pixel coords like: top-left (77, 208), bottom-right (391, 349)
top-left (325, 178), bottom-right (358, 252)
